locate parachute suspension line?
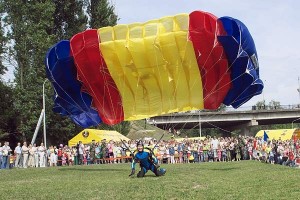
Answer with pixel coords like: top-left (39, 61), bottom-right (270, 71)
top-left (200, 53), bottom-right (242, 104)
top-left (205, 54), bottom-right (260, 107)
top-left (171, 49), bottom-right (241, 138)
top-left (195, 27), bottom-right (229, 105)
top-left (230, 90), bottom-right (263, 107)
top-left (104, 73), bottom-right (119, 123)
top-left (150, 32), bottom-right (258, 137)
top-left (205, 121), bottom-right (234, 134)
top-left (50, 78), bottom-right (101, 126)
top-left (153, 36), bottom-right (165, 115)
top-left (171, 110), bottom-right (235, 138)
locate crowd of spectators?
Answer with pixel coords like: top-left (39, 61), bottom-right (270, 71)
top-left (1, 135), bottom-right (300, 169)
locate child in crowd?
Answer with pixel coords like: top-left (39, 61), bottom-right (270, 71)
top-left (189, 153), bottom-right (194, 163)
top-left (226, 146), bottom-right (231, 162)
top-left (68, 151), bottom-right (74, 166)
top-left (179, 150), bottom-right (183, 164)
top-left (252, 148), bottom-right (259, 161)
top-left (9, 156), bottom-right (14, 169)
top-left (61, 154), bottom-right (67, 166)
top-left (248, 144), bottom-right (253, 160)
top-left (156, 151), bottom-right (161, 164)
top-left (235, 147), bottom-right (241, 161)
top-left (222, 148), bottom-right (227, 162)
top-left (83, 153), bottom-right (87, 165)
top-left (295, 155), bottom-right (300, 168)
top-left (208, 150), bottom-right (214, 162)
top-left (269, 149), bottom-right (275, 164)
top-left (169, 144), bottom-right (175, 164)
top-left (217, 148), bottom-right (222, 162)
top-left (116, 145), bottom-right (122, 164)
top-left (198, 144), bottom-right (204, 162)
top-left (174, 144), bottom-right (179, 163)
top-left (260, 148), bottom-right (268, 163)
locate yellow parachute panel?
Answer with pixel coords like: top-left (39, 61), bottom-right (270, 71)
top-left (98, 14), bottom-right (204, 121)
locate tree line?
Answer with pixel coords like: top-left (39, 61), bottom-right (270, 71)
top-left (0, 0), bottom-right (131, 146)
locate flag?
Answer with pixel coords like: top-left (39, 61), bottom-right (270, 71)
top-left (263, 131), bottom-right (269, 142)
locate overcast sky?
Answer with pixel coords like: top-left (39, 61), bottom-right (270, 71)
top-left (114, 0), bottom-right (300, 108)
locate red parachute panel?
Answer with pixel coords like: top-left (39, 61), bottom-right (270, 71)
top-left (70, 29), bottom-right (124, 125)
top-left (189, 11), bottom-right (231, 109)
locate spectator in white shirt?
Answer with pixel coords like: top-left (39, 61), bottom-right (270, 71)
top-left (22, 142), bottom-right (29, 168)
top-left (32, 144), bottom-right (39, 167)
top-left (14, 142), bottom-right (22, 168)
top-left (78, 141), bottom-right (84, 165)
top-left (38, 143), bottom-right (46, 167)
top-left (211, 136), bottom-right (220, 161)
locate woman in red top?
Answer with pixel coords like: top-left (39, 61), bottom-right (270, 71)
top-left (253, 138), bottom-right (257, 150)
top-left (285, 149), bottom-right (295, 167)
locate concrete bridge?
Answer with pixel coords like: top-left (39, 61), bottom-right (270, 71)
top-left (147, 107), bottom-right (300, 133)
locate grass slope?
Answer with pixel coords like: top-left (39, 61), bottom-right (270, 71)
top-left (127, 120), bottom-right (171, 140)
top-left (1, 161), bottom-right (299, 200)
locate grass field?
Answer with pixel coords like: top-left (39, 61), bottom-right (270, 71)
top-left (0, 161), bottom-right (299, 200)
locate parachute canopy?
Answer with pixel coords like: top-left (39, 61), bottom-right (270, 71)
top-left (45, 10), bottom-right (263, 127)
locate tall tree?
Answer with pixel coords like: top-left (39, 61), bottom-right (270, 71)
top-left (1, 1), bottom-right (56, 142)
top-left (268, 100), bottom-right (281, 110)
top-left (0, 0), bottom-right (121, 145)
top-left (86, 0), bottom-right (118, 28)
top-left (255, 100), bottom-right (266, 110)
top-left (0, 18), bottom-right (7, 76)
top-left (52, 0), bottom-right (87, 40)
top-left (46, 0), bottom-right (89, 145)
top-left (0, 81), bottom-right (16, 140)
top-left (0, 1), bottom-right (87, 144)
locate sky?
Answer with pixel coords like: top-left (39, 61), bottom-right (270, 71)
top-left (2, 1), bottom-right (300, 109)
top-left (113, 0), bottom-right (300, 108)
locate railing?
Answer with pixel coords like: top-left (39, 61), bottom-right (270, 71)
top-left (184, 104), bottom-right (300, 113)
top-left (227, 104), bottom-right (300, 111)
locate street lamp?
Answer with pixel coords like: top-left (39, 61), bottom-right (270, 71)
top-left (292, 117), bottom-right (300, 129)
top-left (43, 79), bottom-right (48, 148)
top-left (297, 77), bottom-right (300, 106)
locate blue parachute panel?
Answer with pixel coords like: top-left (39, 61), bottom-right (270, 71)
top-left (45, 40), bottom-right (101, 127)
top-left (218, 17), bottom-right (264, 108)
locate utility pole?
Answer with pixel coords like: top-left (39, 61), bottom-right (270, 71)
top-left (198, 110), bottom-right (201, 137)
top-left (43, 79), bottom-right (48, 148)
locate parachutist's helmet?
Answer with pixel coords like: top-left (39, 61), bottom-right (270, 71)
top-left (136, 140), bottom-right (144, 152)
top-left (136, 140), bottom-right (144, 146)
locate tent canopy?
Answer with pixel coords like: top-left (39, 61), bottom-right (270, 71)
top-left (68, 129), bottom-right (130, 147)
top-left (255, 129), bottom-right (300, 141)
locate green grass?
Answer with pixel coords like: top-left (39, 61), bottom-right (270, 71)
top-left (1, 161), bottom-right (299, 200)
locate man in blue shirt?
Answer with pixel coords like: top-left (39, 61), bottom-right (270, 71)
top-left (1, 141), bottom-right (11, 169)
top-left (129, 140), bottom-right (166, 178)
